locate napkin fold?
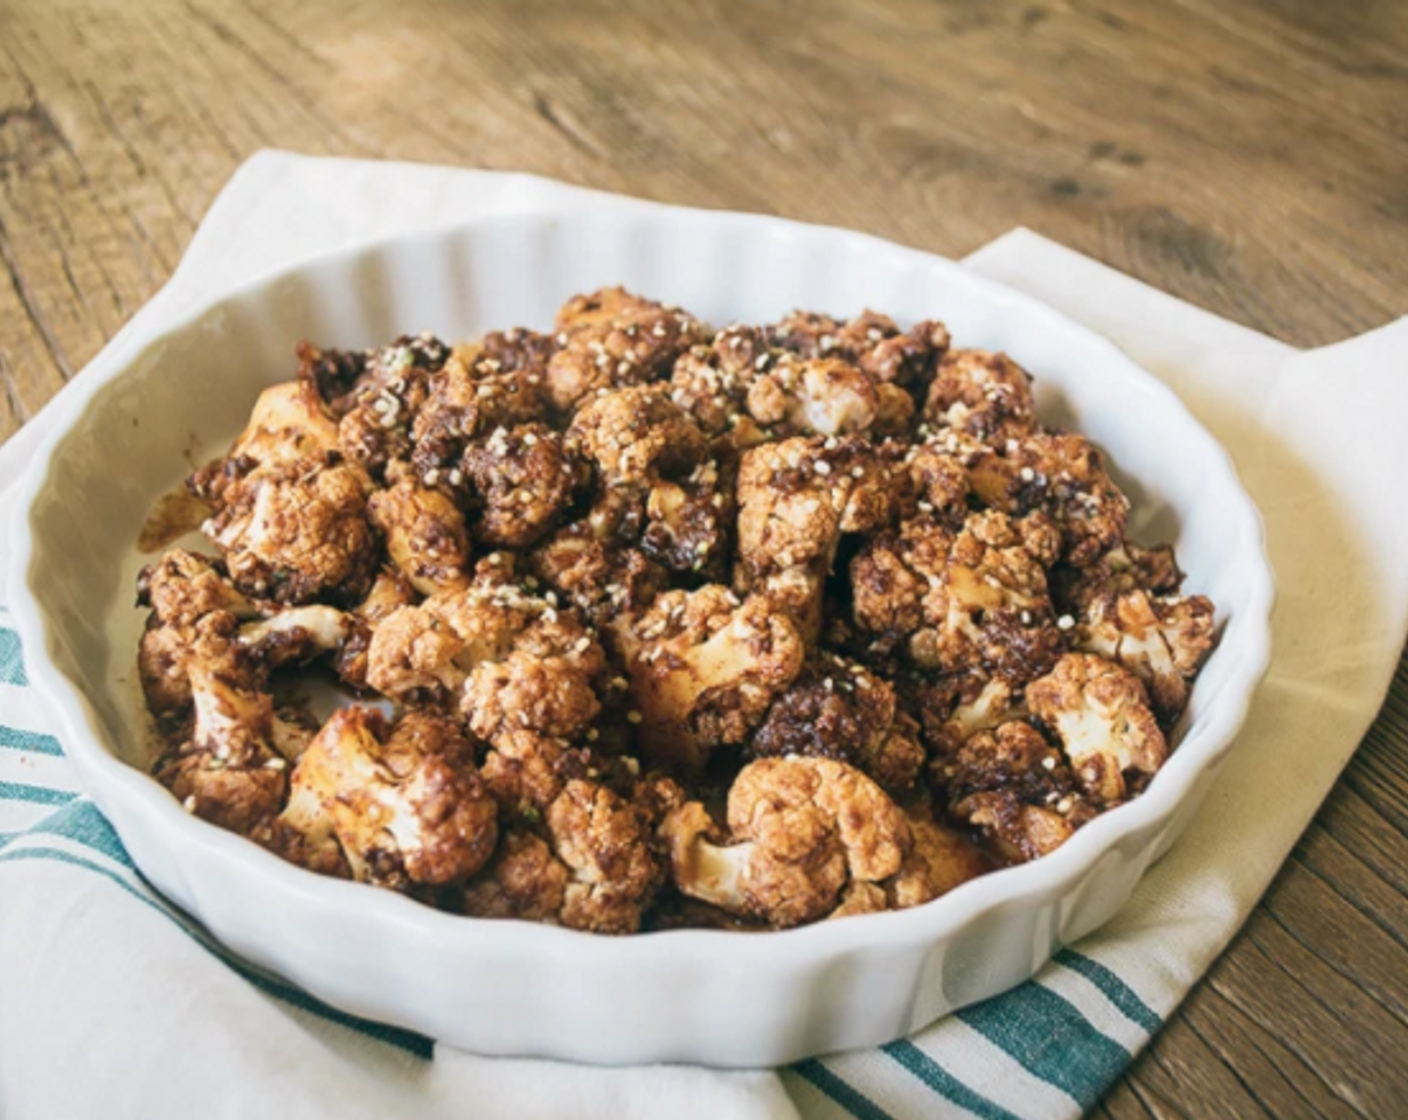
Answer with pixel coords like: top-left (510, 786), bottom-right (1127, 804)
top-left (3, 152), bottom-right (1405, 1120)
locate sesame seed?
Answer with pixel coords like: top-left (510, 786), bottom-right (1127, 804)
top-left (1057, 614), bottom-right (1075, 631)
top-left (1056, 797), bottom-right (1073, 814)
top-left (182, 795), bottom-right (197, 813)
top-left (265, 757), bottom-right (287, 771)
top-left (823, 677), bottom-right (834, 691)
top-left (626, 710), bottom-right (643, 724)
top-left (523, 432), bottom-right (538, 446)
top-left (611, 677), bottom-right (629, 690)
top-left (1041, 756), bottom-right (1057, 771)
top-left (524, 576), bottom-right (539, 589)
top-left (1020, 466), bottom-right (1036, 483)
top-left (850, 466), bottom-right (866, 479)
top-left (487, 552), bottom-right (503, 565)
top-left (423, 468), bottom-right (440, 486)
top-left (1020, 610), bottom-right (1033, 625)
top-left (587, 728), bottom-right (600, 741)
top-left (556, 333), bottom-right (569, 345)
top-left (543, 607), bottom-right (559, 624)
top-left (574, 637), bottom-right (591, 653)
top-left (824, 436), bottom-right (839, 450)
top-left (447, 469), bottom-right (464, 487)
top-left (814, 460), bottom-right (832, 476)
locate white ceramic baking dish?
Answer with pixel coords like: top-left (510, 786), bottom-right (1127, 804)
top-left (6, 206), bottom-right (1273, 1067)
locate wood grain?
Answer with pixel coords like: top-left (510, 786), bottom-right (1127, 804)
top-left (2, 0), bottom-right (1407, 1114)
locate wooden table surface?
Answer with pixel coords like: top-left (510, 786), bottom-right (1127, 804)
top-left (3, 1), bottom-right (1406, 1115)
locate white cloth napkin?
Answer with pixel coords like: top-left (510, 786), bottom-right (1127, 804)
top-left (2, 152), bottom-right (1406, 1120)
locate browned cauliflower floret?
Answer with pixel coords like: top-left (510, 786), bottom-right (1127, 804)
top-left (188, 380), bottom-right (341, 508)
top-left (460, 608), bottom-right (605, 745)
top-left (332, 568), bottom-right (417, 690)
top-left (749, 653), bottom-right (926, 791)
top-left (661, 757), bottom-right (910, 927)
top-left (1026, 653), bottom-right (1167, 804)
top-left (668, 325), bottom-right (770, 436)
top-left (640, 457), bottom-right (734, 578)
top-left (546, 287), bottom-right (710, 413)
top-left (1052, 541), bottom-right (1185, 615)
top-left (746, 355), bottom-right (912, 439)
top-left (1079, 589), bottom-right (1216, 722)
top-left (366, 567), bottom-right (545, 698)
top-left (944, 720), bottom-right (1095, 863)
top-left (367, 479), bottom-right (472, 595)
top-left (333, 336), bottom-right (446, 481)
top-left (736, 435), bottom-right (904, 639)
top-left (479, 730), bottom-right (592, 813)
top-left (460, 423), bottom-right (588, 549)
top-left (275, 708), bottom-right (497, 889)
top-left (569, 384), bottom-right (708, 489)
top-left (461, 830), bottom-right (570, 922)
top-left (851, 510), bottom-right (1063, 684)
top-left (528, 521), bottom-right (666, 628)
top-left (901, 439), bottom-right (971, 528)
top-left (964, 431), bottom-right (1129, 567)
top-left (204, 452), bottom-right (377, 605)
top-left (922, 349), bottom-right (1037, 444)
top-left (834, 311), bottom-right (952, 391)
top-left (138, 549), bottom-right (350, 721)
top-left (610, 585), bottom-right (804, 769)
top-left (408, 347), bottom-right (550, 481)
top-left (137, 549), bottom-right (257, 718)
top-left (153, 616), bottom-right (293, 836)
top-left (769, 309), bottom-right (951, 394)
top-left (886, 811), bottom-right (990, 909)
top-left (545, 779), bottom-right (663, 933)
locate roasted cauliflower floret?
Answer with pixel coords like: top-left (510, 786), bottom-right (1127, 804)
top-left (901, 438), bottom-right (971, 527)
top-left (460, 608), bottom-right (606, 746)
top-left (367, 479), bottom-right (472, 595)
top-left (204, 452), bottom-right (378, 605)
top-left (964, 432), bottom-right (1129, 567)
top-left (668, 325), bottom-right (771, 436)
top-left (528, 521), bottom-right (666, 627)
top-left (153, 616), bottom-right (292, 835)
top-left (851, 510), bottom-right (1063, 683)
top-left (1026, 653), bottom-right (1167, 804)
top-left (276, 708), bottom-right (497, 889)
top-left (944, 720), bottom-right (1094, 862)
top-left (922, 349), bottom-right (1038, 444)
top-left (479, 730), bottom-right (592, 813)
top-left (662, 757), bottom-right (910, 927)
top-left (460, 423), bottom-right (588, 549)
top-left (887, 811), bottom-right (989, 909)
top-left (137, 549), bottom-right (257, 717)
top-left (736, 435), bottom-right (904, 639)
top-left (461, 830), bottom-right (570, 923)
top-left (366, 567), bottom-right (546, 698)
top-left (1052, 541), bottom-right (1184, 615)
top-left (1079, 589), bottom-right (1216, 722)
top-left (569, 384), bottom-right (708, 489)
top-left (640, 457), bottom-right (734, 578)
top-left (545, 779), bottom-right (663, 933)
top-left (546, 286), bottom-right (709, 413)
top-left (610, 585), bottom-right (804, 769)
top-left (332, 568), bottom-right (416, 690)
top-left (408, 348), bottom-right (550, 481)
top-left (188, 380), bottom-right (340, 508)
top-left (333, 336), bottom-right (446, 480)
top-left (750, 654), bottom-right (926, 791)
top-left (769, 309), bottom-right (950, 392)
top-left (746, 355), bottom-right (911, 438)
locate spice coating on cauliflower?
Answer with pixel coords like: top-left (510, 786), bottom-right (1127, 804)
top-left (277, 708), bottom-right (497, 888)
top-left (662, 757), bottom-right (910, 927)
top-left (610, 585), bottom-right (805, 769)
top-left (1026, 653), bottom-right (1167, 804)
